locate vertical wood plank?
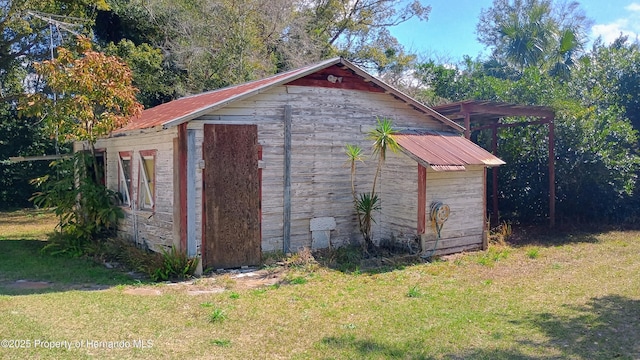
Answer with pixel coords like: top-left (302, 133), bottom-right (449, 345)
top-left (178, 124), bottom-right (188, 252)
top-left (187, 129), bottom-right (197, 258)
top-left (283, 105), bottom-right (292, 253)
top-left (482, 167), bottom-right (488, 250)
top-left (173, 137), bottom-right (181, 249)
top-left (417, 164), bottom-right (427, 234)
top-left (258, 145), bottom-right (263, 247)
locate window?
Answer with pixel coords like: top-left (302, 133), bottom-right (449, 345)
top-left (118, 152), bottom-right (132, 206)
top-left (91, 150), bottom-right (106, 186)
top-left (138, 150), bottom-right (156, 210)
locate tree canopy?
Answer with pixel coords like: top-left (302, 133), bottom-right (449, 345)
top-left (418, 0), bottom-right (640, 224)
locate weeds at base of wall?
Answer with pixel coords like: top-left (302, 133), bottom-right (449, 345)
top-left (72, 237), bottom-right (197, 282)
top-left (261, 241), bottom-right (426, 275)
top-left (490, 221), bottom-right (513, 245)
top-left (261, 247), bottom-right (319, 271)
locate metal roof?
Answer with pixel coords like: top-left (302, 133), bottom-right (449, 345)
top-left (115, 58), bottom-right (463, 133)
top-left (394, 131), bottom-right (505, 171)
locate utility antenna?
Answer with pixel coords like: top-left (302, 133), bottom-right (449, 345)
top-left (25, 11), bottom-right (87, 155)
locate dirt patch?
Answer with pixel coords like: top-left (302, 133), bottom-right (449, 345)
top-left (6, 280), bottom-right (52, 290)
top-left (123, 288), bottom-right (162, 296)
top-left (1, 267), bottom-right (287, 295)
top-left (121, 267), bottom-right (287, 296)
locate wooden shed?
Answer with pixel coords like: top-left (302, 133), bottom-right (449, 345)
top-left (82, 57), bottom-right (504, 270)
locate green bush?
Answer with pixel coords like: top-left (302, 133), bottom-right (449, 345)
top-left (149, 247), bottom-right (199, 282)
top-left (31, 152), bottom-right (123, 253)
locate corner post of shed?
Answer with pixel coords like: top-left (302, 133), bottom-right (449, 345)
top-left (283, 105), bottom-right (292, 253)
top-left (417, 163), bottom-right (427, 234)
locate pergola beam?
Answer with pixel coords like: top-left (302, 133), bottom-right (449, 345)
top-left (433, 100), bottom-right (556, 228)
top-left (460, 102), bottom-right (554, 118)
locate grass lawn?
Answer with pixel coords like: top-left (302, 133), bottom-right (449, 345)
top-left (1, 209), bottom-right (639, 359)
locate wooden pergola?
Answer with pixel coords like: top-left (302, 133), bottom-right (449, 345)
top-left (433, 100), bottom-right (556, 227)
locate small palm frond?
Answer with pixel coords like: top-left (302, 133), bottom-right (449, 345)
top-left (344, 144), bottom-right (364, 165)
top-left (368, 117), bottom-right (399, 161)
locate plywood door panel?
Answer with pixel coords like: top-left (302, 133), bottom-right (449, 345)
top-left (203, 124), bottom-right (260, 269)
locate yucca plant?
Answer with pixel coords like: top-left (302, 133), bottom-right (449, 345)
top-left (344, 144), bottom-right (364, 202)
top-left (368, 117), bottom-right (399, 196)
top-left (356, 193), bottom-right (381, 248)
top-left (345, 117), bottom-right (398, 252)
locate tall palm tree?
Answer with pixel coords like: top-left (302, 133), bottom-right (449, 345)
top-left (478, 0), bottom-right (587, 78)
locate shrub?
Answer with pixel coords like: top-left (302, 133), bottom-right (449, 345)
top-left (31, 152), bottom-right (124, 255)
top-left (148, 247), bottom-right (199, 282)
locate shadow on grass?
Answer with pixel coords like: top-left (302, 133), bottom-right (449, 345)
top-left (318, 334), bottom-right (432, 360)
top-left (521, 295), bottom-right (640, 359)
top-left (507, 225), bottom-right (601, 248)
top-left (317, 334), bottom-right (543, 360)
top-left (459, 295), bottom-right (640, 359)
top-left (0, 239), bottom-right (138, 296)
top-left (315, 295), bottom-right (640, 359)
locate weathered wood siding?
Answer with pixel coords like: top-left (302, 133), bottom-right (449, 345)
top-left (378, 154), bottom-right (486, 255)
top-left (94, 128), bottom-right (177, 252)
top-left (421, 165), bottom-right (486, 255)
top-left (191, 85), bottom-right (451, 252)
top-left (377, 151), bottom-right (420, 242)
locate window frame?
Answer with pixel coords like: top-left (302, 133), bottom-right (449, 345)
top-left (137, 150), bottom-right (157, 211)
top-left (118, 151), bottom-right (133, 207)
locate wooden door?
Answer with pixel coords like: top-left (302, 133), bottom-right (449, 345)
top-left (203, 124), bottom-right (261, 269)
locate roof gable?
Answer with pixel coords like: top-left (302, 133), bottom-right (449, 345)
top-left (286, 64), bottom-right (386, 93)
top-left (115, 58), bottom-right (462, 133)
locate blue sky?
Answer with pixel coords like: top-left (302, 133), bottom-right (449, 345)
top-left (390, 0), bottom-right (640, 61)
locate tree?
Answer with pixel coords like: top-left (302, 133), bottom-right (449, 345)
top-left (303, 0), bottom-right (430, 71)
top-left (94, 0), bottom-right (431, 95)
top-left (416, 55), bottom-right (640, 224)
top-left (24, 37), bottom-right (142, 251)
top-left (477, 0), bottom-right (590, 79)
top-left (103, 40), bottom-right (177, 108)
top-left (0, 0), bottom-right (108, 103)
top-left (0, 0), bottom-right (108, 207)
top-left (574, 36), bottom-right (640, 133)
top-left (25, 36), bottom-right (143, 181)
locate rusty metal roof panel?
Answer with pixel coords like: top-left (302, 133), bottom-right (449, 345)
top-left (430, 165), bottom-right (467, 171)
top-left (394, 131), bottom-right (505, 169)
top-left (116, 58), bottom-right (341, 133)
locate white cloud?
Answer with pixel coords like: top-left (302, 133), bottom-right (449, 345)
top-left (625, 2), bottom-right (640, 11)
top-left (590, 3), bottom-right (640, 44)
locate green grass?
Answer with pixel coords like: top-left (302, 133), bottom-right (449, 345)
top-left (406, 285), bottom-right (422, 298)
top-left (0, 209), bottom-right (135, 295)
top-left (526, 246), bottom-right (541, 259)
top-left (1, 209), bottom-right (640, 359)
